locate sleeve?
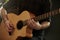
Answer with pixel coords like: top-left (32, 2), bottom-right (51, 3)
top-left (3, 0), bottom-right (18, 14)
top-left (3, 0), bottom-right (13, 11)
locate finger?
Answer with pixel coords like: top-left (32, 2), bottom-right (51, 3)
top-left (7, 26), bottom-right (14, 32)
top-left (27, 19), bottom-right (32, 27)
top-left (8, 29), bottom-right (12, 32)
top-left (9, 23), bottom-right (14, 27)
top-left (7, 24), bottom-right (13, 30)
top-left (28, 19), bottom-right (36, 28)
top-left (27, 19), bottom-right (36, 28)
top-left (10, 23), bottom-right (14, 27)
top-left (27, 19), bottom-right (31, 25)
top-left (31, 19), bottom-right (37, 26)
top-left (10, 25), bottom-right (14, 29)
top-left (6, 27), bottom-right (12, 32)
top-left (6, 24), bottom-right (11, 29)
top-left (31, 19), bottom-right (36, 24)
top-left (28, 19), bottom-right (34, 25)
top-left (9, 23), bottom-right (14, 29)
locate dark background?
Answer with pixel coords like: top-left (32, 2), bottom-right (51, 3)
top-left (0, 0), bottom-right (60, 40)
top-left (45, 0), bottom-right (60, 40)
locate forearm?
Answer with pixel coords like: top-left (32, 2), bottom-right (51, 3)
top-left (34, 21), bottom-right (50, 30)
top-left (1, 8), bottom-right (8, 22)
top-left (40, 21), bottom-right (50, 29)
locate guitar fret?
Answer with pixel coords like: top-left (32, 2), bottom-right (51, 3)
top-left (43, 13), bottom-right (47, 19)
top-left (54, 9), bottom-right (58, 15)
top-left (34, 16), bottom-right (39, 21)
top-left (41, 15), bottom-right (43, 19)
top-left (37, 15), bottom-right (41, 21)
top-left (39, 15), bottom-right (41, 20)
top-left (33, 8), bottom-right (60, 21)
top-left (48, 12), bottom-right (52, 17)
top-left (51, 11), bottom-right (55, 16)
top-left (46, 13), bottom-right (48, 18)
top-left (56, 9), bottom-right (59, 16)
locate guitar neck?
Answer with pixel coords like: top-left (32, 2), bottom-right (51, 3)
top-left (23, 8), bottom-right (60, 26)
top-left (34, 8), bottom-right (60, 21)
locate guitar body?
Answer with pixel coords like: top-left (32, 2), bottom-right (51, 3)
top-left (7, 11), bottom-right (33, 40)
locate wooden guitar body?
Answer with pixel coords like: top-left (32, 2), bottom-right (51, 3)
top-left (7, 11), bottom-right (33, 40)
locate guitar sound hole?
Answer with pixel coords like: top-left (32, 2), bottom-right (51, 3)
top-left (17, 20), bottom-right (23, 30)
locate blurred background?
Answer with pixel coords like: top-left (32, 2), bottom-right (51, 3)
top-left (0, 0), bottom-right (60, 40)
top-left (45, 0), bottom-right (60, 40)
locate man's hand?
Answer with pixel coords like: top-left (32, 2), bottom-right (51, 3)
top-left (5, 20), bottom-right (14, 33)
top-left (27, 19), bottom-right (50, 30)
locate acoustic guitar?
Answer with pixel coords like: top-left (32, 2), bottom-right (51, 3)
top-left (7, 8), bottom-right (60, 40)
top-left (0, 8), bottom-right (59, 40)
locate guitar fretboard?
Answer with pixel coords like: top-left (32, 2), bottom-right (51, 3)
top-left (34, 8), bottom-right (60, 21)
top-left (23, 8), bottom-right (60, 26)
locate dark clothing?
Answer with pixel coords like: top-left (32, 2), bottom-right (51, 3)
top-left (4, 0), bottom-right (50, 16)
top-left (4, 0), bottom-right (50, 40)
